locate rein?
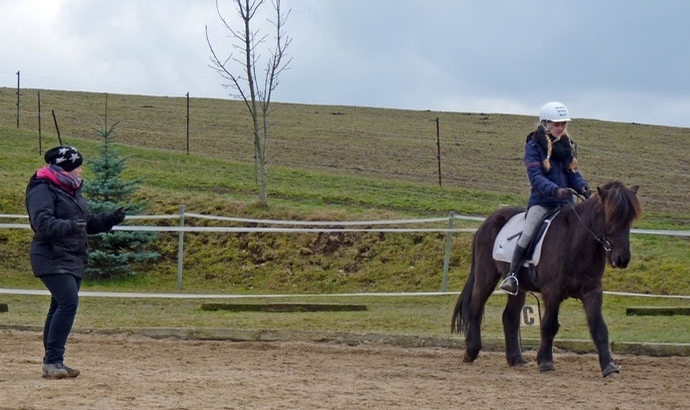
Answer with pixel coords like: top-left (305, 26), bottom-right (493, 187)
top-left (568, 196), bottom-right (612, 253)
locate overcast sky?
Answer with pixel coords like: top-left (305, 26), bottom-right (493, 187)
top-left (3, 0), bottom-right (690, 128)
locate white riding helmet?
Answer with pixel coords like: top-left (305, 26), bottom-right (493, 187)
top-left (539, 101), bottom-right (571, 122)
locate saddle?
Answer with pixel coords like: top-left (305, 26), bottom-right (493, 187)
top-left (492, 207), bottom-right (561, 270)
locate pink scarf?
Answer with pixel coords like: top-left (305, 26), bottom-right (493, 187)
top-left (36, 165), bottom-right (83, 195)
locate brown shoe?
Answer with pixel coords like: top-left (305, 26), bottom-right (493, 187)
top-left (60, 363), bottom-right (80, 378)
top-left (42, 363), bottom-right (68, 379)
top-left (42, 363), bottom-right (80, 379)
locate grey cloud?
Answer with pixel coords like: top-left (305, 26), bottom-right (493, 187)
top-left (2, 0), bottom-right (689, 127)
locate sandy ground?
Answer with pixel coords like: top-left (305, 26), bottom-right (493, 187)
top-left (0, 330), bottom-right (688, 410)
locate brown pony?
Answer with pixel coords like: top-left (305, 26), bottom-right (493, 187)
top-left (451, 180), bottom-right (641, 377)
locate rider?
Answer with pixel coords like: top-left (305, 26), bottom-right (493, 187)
top-left (499, 101), bottom-right (592, 295)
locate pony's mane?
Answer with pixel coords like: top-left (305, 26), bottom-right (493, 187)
top-left (597, 180), bottom-right (642, 229)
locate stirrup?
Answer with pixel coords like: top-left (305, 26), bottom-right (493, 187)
top-left (499, 274), bottom-right (519, 296)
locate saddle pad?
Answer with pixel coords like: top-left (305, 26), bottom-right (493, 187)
top-left (492, 212), bottom-right (552, 266)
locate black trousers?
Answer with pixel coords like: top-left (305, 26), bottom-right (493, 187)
top-left (39, 274), bottom-right (82, 364)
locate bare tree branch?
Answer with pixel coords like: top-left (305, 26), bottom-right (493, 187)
top-left (207, 0), bottom-right (291, 205)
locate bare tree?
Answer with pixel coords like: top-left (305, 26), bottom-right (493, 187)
top-left (206, 0), bottom-right (292, 206)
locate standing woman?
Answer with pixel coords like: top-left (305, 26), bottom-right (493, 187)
top-left (498, 102), bottom-right (592, 295)
top-left (25, 146), bottom-right (126, 379)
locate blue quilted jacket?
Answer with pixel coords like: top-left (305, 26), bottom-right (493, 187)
top-left (524, 130), bottom-right (589, 209)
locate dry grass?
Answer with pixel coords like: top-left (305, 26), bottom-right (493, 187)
top-left (2, 87), bottom-right (689, 218)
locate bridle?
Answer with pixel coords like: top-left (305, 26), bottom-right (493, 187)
top-left (568, 193), bottom-right (612, 253)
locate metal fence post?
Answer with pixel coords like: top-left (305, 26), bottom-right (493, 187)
top-left (177, 205), bottom-right (185, 290)
top-left (441, 211), bottom-right (455, 292)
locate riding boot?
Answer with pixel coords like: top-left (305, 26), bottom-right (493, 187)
top-left (499, 244), bottom-right (528, 295)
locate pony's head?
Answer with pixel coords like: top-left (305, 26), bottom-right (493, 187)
top-left (596, 180), bottom-right (642, 268)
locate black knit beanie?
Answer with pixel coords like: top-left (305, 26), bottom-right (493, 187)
top-left (44, 146), bottom-right (83, 172)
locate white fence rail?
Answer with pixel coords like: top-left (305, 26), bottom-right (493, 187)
top-left (2, 208), bottom-right (689, 293)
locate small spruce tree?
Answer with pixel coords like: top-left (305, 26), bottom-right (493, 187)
top-left (83, 123), bottom-right (159, 279)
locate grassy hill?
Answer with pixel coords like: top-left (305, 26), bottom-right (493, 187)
top-left (1, 87), bottom-right (689, 298)
top-left (3, 87), bottom-right (690, 215)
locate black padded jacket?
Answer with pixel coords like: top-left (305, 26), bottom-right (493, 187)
top-left (25, 174), bottom-right (118, 278)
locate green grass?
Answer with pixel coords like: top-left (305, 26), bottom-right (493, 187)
top-left (2, 294), bottom-right (689, 344)
top-left (1, 88), bottom-right (689, 345)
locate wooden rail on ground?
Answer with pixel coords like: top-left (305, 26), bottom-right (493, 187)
top-left (201, 303), bottom-right (368, 313)
top-left (626, 306), bottom-right (690, 316)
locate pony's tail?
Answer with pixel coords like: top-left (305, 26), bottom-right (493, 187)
top-left (451, 234), bottom-right (477, 335)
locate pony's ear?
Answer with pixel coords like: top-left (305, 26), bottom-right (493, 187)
top-left (630, 185), bottom-right (639, 194)
top-left (597, 186), bottom-right (603, 197)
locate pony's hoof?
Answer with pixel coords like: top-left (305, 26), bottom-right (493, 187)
top-left (539, 361), bottom-right (555, 372)
top-left (603, 364), bottom-right (621, 378)
top-left (508, 356), bottom-right (527, 367)
top-left (463, 352), bottom-right (476, 363)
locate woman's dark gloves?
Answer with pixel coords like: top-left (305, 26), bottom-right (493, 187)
top-left (109, 207), bottom-right (127, 226)
top-left (555, 188), bottom-right (571, 199)
top-left (555, 185), bottom-right (590, 199)
top-left (71, 219), bottom-right (87, 233)
top-left (581, 184), bottom-right (592, 199)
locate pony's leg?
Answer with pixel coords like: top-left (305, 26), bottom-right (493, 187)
top-left (536, 297), bottom-right (561, 372)
top-left (502, 291), bottom-right (527, 366)
top-left (581, 290), bottom-right (620, 377)
top-left (463, 285), bottom-right (494, 363)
